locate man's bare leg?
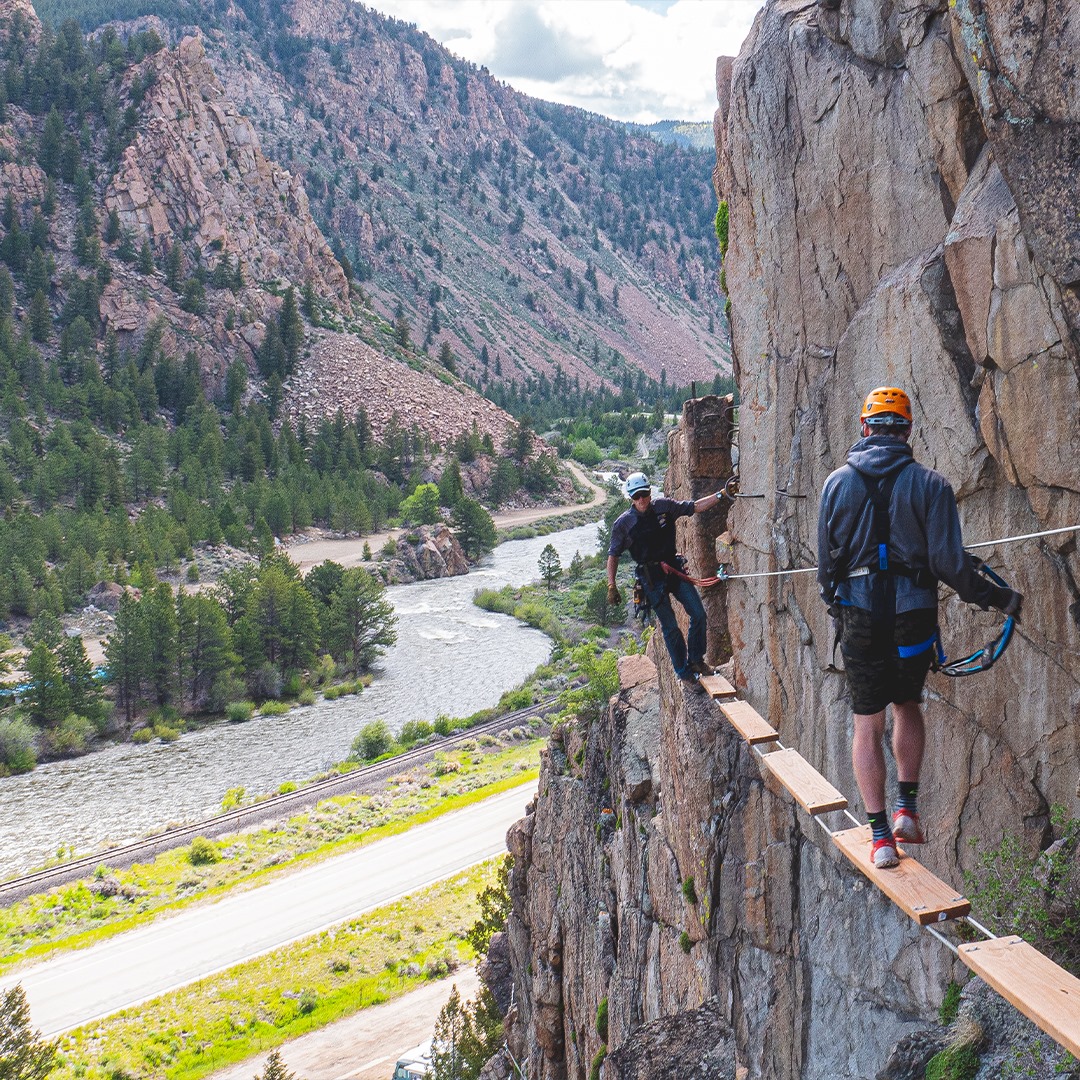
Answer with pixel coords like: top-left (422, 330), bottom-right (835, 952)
top-left (852, 709), bottom-right (888, 813)
top-left (891, 700), bottom-right (925, 783)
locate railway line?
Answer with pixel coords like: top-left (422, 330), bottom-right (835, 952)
top-left (0, 698), bottom-right (555, 907)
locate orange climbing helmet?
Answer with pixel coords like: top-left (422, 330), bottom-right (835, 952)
top-left (860, 386), bottom-right (912, 426)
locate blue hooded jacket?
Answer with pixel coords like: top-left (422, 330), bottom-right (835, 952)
top-left (817, 435), bottom-right (999, 614)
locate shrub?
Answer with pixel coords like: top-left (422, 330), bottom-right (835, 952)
top-left (924, 1044), bottom-right (979, 1080)
top-left (297, 687), bottom-right (316, 706)
top-left (188, 836), bottom-right (219, 865)
top-left (221, 786), bottom-right (245, 811)
top-left (939, 981), bottom-right (962, 1025)
top-left (278, 781), bottom-right (297, 794)
top-left (679, 931), bottom-right (692, 954)
top-left (596, 996), bottom-right (608, 1040)
top-left (227, 700), bottom-right (255, 723)
top-left (298, 989), bottom-right (318, 1014)
top-left (965, 806), bottom-right (1080, 974)
top-left (251, 662), bottom-right (283, 701)
top-left (682, 877), bottom-right (698, 905)
top-left (352, 719), bottom-right (394, 761)
top-left (130, 726), bottom-right (154, 745)
top-left (589, 1048), bottom-right (607, 1080)
top-left (0, 716), bottom-right (36, 773)
top-left (432, 714), bottom-right (454, 736)
top-left (259, 700), bottom-right (291, 717)
top-left (185, 564), bottom-right (199, 582)
top-left (51, 713), bottom-right (96, 755)
top-left (399, 719), bottom-right (433, 746)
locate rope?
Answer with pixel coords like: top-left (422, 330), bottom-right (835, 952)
top-left (717, 524), bottom-right (1080, 583)
top-left (659, 560), bottom-right (723, 588)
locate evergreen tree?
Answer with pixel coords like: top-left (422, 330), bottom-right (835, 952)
top-left (323, 567), bottom-right (396, 673)
top-left (28, 290), bottom-right (50, 343)
top-left (142, 580), bottom-right (178, 706)
top-left (301, 280), bottom-right (318, 322)
top-left (438, 458), bottom-right (463, 508)
top-left (106, 590), bottom-right (143, 725)
top-left (137, 239), bottom-right (154, 275)
top-left (23, 640), bottom-right (70, 729)
top-left (279, 286), bottom-right (302, 371)
top-left (255, 1049), bottom-right (297, 1080)
top-left (0, 984), bottom-right (56, 1080)
top-left (538, 543), bottom-right (561, 589)
top-left (58, 634), bottom-right (105, 727)
top-left (451, 498), bottom-right (497, 560)
top-left (176, 591), bottom-right (236, 714)
top-left (37, 105), bottom-right (64, 177)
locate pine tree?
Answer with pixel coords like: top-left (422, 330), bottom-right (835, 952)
top-left (138, 239), bottom-right (154, 274)
top-left (279, 287), bottom-right (302, 372)
top-left (323, 567), bottom-right (397, 673)
top-left (256, 1049), bottom-right (297, 1080)
top-left (0, 984), bottom-right (56, 1080)
top-left (538, 543), bottom-right (561, 589)
top-left (28, 290), bottom-right (50, 343)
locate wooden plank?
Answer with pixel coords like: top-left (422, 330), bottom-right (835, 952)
top-left (959, 937), bottom-right (1080, 1058)
top-left (699, 673), bottom-right (737, 699)
top-left (760, 748), bottom-right (848, 815)
top-left (832, 825), bottom-right (970, 925)
top-left (717, 699), bottom-right (779, 746)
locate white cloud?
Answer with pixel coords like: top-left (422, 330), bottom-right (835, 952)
top-left (364, 0), bottom-right (764, 123)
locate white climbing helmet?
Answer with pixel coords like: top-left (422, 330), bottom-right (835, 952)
top-left (625, 472), bottom-right (651, 499)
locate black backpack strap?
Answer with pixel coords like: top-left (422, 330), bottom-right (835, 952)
top-left (849, 462), bottom-right (913, 655)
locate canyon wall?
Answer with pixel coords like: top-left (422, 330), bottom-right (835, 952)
top-left (502, 1), bottom-right (1080, 1077)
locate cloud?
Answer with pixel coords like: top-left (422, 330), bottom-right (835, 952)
top-left (365, 0), bottom-right (765, 123)
top-left (489, 5), bottom-right (604, 81)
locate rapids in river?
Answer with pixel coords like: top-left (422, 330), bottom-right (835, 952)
top-left (0, 522), bottom-right (600, 877)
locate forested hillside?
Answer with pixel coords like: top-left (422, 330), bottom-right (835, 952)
top-left (0, 0), bottom-right (731, 769)
top-left (32, 0), bottom-right (730, 393)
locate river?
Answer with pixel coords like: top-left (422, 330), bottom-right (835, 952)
top-left (0, 522), bottom-right (600, 878)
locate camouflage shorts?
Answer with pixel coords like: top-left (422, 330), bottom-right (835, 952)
top-left (839, 606), bottom-right (937, 715)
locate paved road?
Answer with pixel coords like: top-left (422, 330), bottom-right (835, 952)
top-left (208, 969), bottom-right (481, 1080)
top-left (1, 786), bottom-right (534, 1036)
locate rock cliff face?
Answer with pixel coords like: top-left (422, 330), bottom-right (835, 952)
top-left (503, 2), bottom-right (1080, 1077)
top-left (107, 32), bottom-right (349, 310)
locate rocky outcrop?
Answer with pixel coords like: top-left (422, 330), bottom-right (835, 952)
top-left (380, 523), bottom-right (469, 585)
top-left (503, 2), bottom-right (1080, 1077)
top-left (107, 33), bottom-right (348, 306)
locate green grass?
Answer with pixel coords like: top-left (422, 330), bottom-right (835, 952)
top-left (51, 861), bottom-right (500, 1080)
top-left (0, 739), bottom-right (541, 973)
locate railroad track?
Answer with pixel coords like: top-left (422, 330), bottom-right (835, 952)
top-left (0, 699), bottom-right (556, 907)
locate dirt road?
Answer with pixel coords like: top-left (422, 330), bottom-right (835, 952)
top-left (284, 460), bottom-right (609, 575)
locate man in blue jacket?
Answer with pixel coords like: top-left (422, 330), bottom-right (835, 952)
top-left (607, 472), bottom-right (723, 684)
top-left (818, 387), bottom-right (1022, 869)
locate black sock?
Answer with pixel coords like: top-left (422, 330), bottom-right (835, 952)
top-left (867, 809), bottom-right (892, 842)
top-left (898, 782), bottom-right (919, 815)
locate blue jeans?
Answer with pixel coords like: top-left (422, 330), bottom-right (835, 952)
top-left (644, 573), bottom-right (707, 677)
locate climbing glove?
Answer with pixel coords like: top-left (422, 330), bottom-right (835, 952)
top-left (607, 583), bottom-right (621, 606)
top-left (1000, 589), bottom-right (1023, 621)
top-left (989, 584), bottom-right (1023, 621)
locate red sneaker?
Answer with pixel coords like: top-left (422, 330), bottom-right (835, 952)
top-left (870, 837), bottom-right (899, 869)
top-left (892, 810), bottom-right (925, 844)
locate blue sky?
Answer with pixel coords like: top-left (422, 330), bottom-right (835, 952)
top-left (366, 1), bottom-right (765, 124)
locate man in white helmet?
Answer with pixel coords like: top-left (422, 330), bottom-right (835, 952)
top-left (606, 472), bottom-right (724, 683)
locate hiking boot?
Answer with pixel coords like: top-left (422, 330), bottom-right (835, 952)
top-left (688, 659), bottom-right (714, 677)
top-left (870, 837), bottom-right (899, 869)
top-left (677, 668), bottom-right (701, 686)
top-left (892, 809), bottom-right (925, 844)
